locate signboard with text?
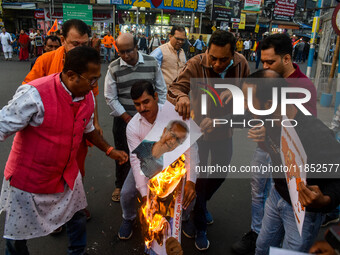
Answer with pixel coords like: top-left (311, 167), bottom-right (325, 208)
top-left (273, 0), bottom-right (297, 21)
top-left (212, 0), bottom-right (241, 22)
top-left (243, 0), bottom-right (261, 13)
top-left (112, 0), bottom-right (205, 12)
top-left (63, 4), bottom-right (93, 25)
top-left (239, 13), bottom-right (246, 29)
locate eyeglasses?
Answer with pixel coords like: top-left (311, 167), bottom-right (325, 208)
top-left (78, 73), bottom-right (101, 86)
top-left (174, 37), bottom-right (186, 42)
top-left (119, 48), bottom-right (135, 55)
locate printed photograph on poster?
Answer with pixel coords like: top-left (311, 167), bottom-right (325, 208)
top-left (280, 116), bottom-right (307, 236)
top-left (132, 101), bottom-right (202, 179)
top-left (135, 102), bottom-right (202, 255)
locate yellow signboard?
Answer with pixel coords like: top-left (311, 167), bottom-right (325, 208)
top-left (239, 13), bottom-right (246, 30)
top-left (211, 25), bottom-right (216, 31)
top-left (195, 17), bottom-right (199, 28)
top-left (255, 24), bottom-right (259, 33)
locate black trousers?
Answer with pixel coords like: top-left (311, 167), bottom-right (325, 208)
top-left (112, 117), bottom-right (131, 189)
top-left (194, 138), bottom-right (233, 232)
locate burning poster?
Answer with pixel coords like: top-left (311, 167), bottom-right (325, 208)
top-left (132, 101), bottom-right (202, 255)
top-left (280, 116), bottom-right (307, 236)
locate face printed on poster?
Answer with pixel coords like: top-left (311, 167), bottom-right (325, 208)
top-left (132, 101), bottom-right (202, 179)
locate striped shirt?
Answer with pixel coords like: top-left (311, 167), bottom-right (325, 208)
top-left (104, 52), bottom-right (167, 117)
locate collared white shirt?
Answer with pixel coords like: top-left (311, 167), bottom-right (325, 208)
top-left (127, 104), bottom-right (198, 197)
top-left (0, 76), bottom-right (95, 141)
top-left (104, 51), bottom-right (167, 117)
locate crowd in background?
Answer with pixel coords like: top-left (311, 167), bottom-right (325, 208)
top-left (0, 19), bottom-right (339, 255)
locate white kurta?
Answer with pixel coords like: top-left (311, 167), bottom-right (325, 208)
top-left (0, 80), bottom-right (95, 240)
top-left (0, 32), bottom-right (13, 53)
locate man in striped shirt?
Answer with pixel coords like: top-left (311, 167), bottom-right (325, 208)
top-left (104, 33), bottom-right (167, 204)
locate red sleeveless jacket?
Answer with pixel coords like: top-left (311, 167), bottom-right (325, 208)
top-left (4, 73), bottom-right (94, 194)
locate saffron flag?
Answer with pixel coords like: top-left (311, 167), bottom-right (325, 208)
top-left (47, 19), bottom-right (58, 36)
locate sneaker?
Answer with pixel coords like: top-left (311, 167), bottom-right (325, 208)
top-left (182, 220), bottom-right (195, 239)
top-left (195, 231), bottom-right (210, 251)
top-left (118, 219), bottom-right (134, 240)
top-left (205, 210), bottom-right (214, 225)
top-left (321, 215), bottom-right (340, 227)
top-left (231, 230), bottom-right (258, 254)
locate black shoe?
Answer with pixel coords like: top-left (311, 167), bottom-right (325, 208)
top-left (231, 230), bottom-right (258, 254)
top-left (321, 215), bottom-right (339, 227)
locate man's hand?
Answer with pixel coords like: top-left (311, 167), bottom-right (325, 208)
top-left (183, 181), bottom-right (196, 210)
top-left (200, 118), bottom-right (214, 133)
top-left (94, 122), bottom-right (103, 136)
top-left (175, 96), bottom-right (190, 120)
top-left (309, 240), bottom-right (336, 255)
top-left (108, 149), bottom-right (129, 165)
top-left (166, 237), bottom-right (183, 255)
top-left (298, 182), bottom-right (331, 208)
top-left (220, 89), bottom-right (232, 106)
top-left (248, 125), bottom-right (266, 142)
top-left (121, 112), bottom-right (132, 124)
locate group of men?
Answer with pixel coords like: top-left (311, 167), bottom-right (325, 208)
top-left (0, 18), bottom-right (339, 255)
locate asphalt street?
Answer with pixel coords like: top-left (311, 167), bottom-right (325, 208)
top-left (0, 55), bottom-right (332, 255)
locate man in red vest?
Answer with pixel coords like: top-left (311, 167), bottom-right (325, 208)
top-left (0, 46), bottom-right (128, 255)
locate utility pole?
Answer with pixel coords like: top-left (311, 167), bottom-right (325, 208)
top-left (306, 0), bottom-right (323, 78)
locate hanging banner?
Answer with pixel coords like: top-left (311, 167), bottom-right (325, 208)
top-left (112, 0), bottom-right (206, 12)
top-left (273, 0), bottom-right (297, 21)
top-left (63, 4), bottom-right (93, 25)
top-left (239, 13), bottom-right (246, 29)
top-left (255, 23), bottom-right (260, 33)
top-left (243, 0), bottom-right (261, 13)
top-left (212, 0), bottom-right (241, 22)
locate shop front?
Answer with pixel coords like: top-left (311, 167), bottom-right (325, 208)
top-left (118, 8), bottom-right (197, 40)
top-left (44, 7), bottom-right (113, 37)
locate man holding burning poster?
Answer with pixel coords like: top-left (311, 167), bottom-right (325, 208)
top-left (118, 80), bottom-right (202, 245)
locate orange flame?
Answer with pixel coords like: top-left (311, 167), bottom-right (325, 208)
top-left (140, 155), bottom-right (186, 249)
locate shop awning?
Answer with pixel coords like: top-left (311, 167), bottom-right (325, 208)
top-left (2, 3), bottom-right (36, 10)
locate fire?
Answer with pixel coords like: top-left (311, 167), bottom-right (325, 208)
top-left (140, 154), bottom-right (186, 249)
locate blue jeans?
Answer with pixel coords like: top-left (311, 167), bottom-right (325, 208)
top-left (297, 51), bottom-right (303, 62)
top-left (5, 210), bottom-right (87, 255)
top-left (255, 187), bottom-right (324, 255)
top-left (104, 47), bottom-right (111, 62)
top-left (251, 147), bottom-right (272, 234)
top-left (120, 169), bottom-right (138, 221)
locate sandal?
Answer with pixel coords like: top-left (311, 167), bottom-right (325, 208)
top-left (111, 188), bottom-right (121, 202)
